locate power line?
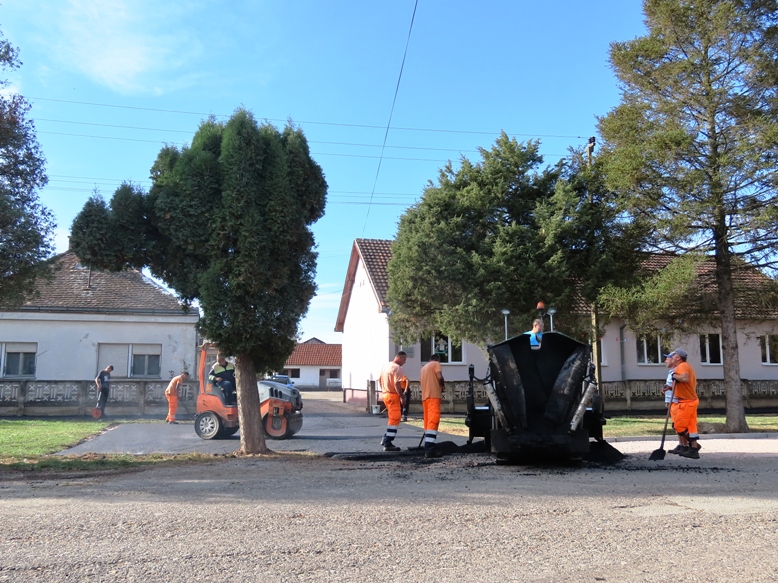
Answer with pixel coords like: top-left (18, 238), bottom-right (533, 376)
top-left (363, 0), bottom-right (419, 233)
top-left (28, 97), bottom-right (587, 139)
top-left (35, 117), bottom-right (483, 153)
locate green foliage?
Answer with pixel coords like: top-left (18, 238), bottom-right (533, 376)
top-left (599, 254), bottom-right (702, 336)
top-left (70, 109), bottom-right (327, 374)
top-left (597, 0), bottom-right (778, 430)
top-left (599, 0), bottom-right (778, 269)
top-left (536, 153), bottom-right (649, 308)
top-left (387, 134), bottom-right (564, 344)
top-left (0, 31), bottom-right (55, 306)
top-left (388, 136), bottom-right (650, 346)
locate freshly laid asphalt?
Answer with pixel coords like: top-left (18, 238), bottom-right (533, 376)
top-left (57, 390), bottom-right (778, 458)
top-left (58, 391), bottom-right (472, 456)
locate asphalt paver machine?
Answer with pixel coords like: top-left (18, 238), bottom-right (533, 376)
top-left (466, 331), bottom-right (618, 463)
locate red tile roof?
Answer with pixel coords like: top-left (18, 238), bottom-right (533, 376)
top-left (15, 251), bottom-right (191, 314)
top-left (334, 239), bottom-right (392, 332)
top-left (285, 343), bottom-right (342, 366)
top-left (334, 239), bottom-right (778, 327)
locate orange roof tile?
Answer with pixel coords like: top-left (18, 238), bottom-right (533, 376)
top-left (335, 239), bottom-right (392, 332)
top-left (285, 343), bottom-right (342, 366)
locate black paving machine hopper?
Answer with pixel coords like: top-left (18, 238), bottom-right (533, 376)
top-left (467, 331), bottom-right (611, 463)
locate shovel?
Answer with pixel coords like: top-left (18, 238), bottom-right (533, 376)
top-left (407, 432), bottom-right (425, 451)
top-left (649, 384), bottom-right (674, 461)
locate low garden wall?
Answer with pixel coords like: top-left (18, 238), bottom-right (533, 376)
top-left (0, 380), bottom-right (197, 417)
top-left (344, 379), bottom-right (778, 415)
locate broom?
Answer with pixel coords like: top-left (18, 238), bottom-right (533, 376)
top-left (649, 382), bottom-right (674, 461)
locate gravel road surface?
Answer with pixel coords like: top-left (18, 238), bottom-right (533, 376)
top-left (2, 393), bottom-right (778, 582)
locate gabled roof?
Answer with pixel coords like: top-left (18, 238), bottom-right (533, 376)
top-left (575, 252), bottom-right (778, 319)
top-left (284, 343), bottom-right (342, 366)
top-left (13, 251), bottom-right (191, 315)
top-left (335, 238), bottom-right (392, 332)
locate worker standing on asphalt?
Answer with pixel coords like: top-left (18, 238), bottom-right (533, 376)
top-left (379, 351), bottom-right (407, 451)
top-left (665, 348), bottom-right (701, 459)
top-left (401, 375), bottom-right (410, 421)
top-left (165, 371), bottom-right (190, 424)
top-left (420, 353), bottom-right (445, 458)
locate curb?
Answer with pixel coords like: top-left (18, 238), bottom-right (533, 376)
top-left (607, 432), bottom-right (778, 443)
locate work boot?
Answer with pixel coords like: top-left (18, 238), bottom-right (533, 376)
top-left (668, 445), bottom-right (685, 455)
top-left (401, 416), bottom-right (408, 422)
top-left (424, 449), bottom-right (443, 459)
top-left (678, 446), bottom-right (700, 459)
top-left (383, 444), bottom-right (401, 452)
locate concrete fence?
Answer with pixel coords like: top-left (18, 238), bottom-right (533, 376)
top-left (2, 378), bottom-right (777, 417)
top-left (0, 380), bottom-right (197, 417)
top-left (343, 378), bottom-right (778, 415)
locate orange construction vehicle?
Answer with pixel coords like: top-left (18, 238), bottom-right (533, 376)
top-left (194, 343), bottom-right (304, 440)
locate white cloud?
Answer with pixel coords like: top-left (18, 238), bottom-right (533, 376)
top-left (46, 0), bottom-right (205, 94)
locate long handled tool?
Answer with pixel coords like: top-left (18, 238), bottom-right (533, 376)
top-left (649, 383), bottom-right (674, 461)
top-left (408, 431), bottom-right (425, 451)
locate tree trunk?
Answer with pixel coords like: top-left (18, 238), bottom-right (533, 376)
top-left (591, 306), bottom-right (602, 387)
top-left (234, 354), bottom-right (269, 454)
top-left (714, 249), bottom-right (749, 433)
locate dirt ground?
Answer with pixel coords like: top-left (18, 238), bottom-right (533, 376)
top-left (2, 439), bottom-right (778, 583)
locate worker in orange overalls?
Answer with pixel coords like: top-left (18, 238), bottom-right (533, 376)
top-left (165, 371), bottom-right (190, 424)
top-left (665, 348), bottom-right (701, 459)
top-left (379, 351), bottom-right (407, 451)
top-left (420, 353), bottom-right (445, 458)
top-left (400, 375), bottom-right (410, 421)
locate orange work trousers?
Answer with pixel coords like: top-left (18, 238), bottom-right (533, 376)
top-left (670, 399), bottom-right (698, 436)
top-left (423, 398), bottom-right (441, 431)
top-left (166, 394), bottom-right (178, 422)
top-left (383, 392), bottom-right (402, 426)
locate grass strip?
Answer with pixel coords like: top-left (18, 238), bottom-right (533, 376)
top-left (404, 414), bottom-right (778, 438)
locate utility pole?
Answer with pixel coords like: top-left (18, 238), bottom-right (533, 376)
top-left (586, 136), bottom-right (596, 167)
top-left (585, 136), bottom-right (602, 386)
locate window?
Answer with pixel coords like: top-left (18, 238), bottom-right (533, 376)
top-left (420, 333), bottom-right (463, 364)
top-left (760, 335), bottom-right (778, 364)
top-left (4, 352), bottom-right (36, 376)
top-left (2, 343), bottom-right (37, 377)
top-left (131, 354), bottom-right (161, 377)
top-left (595, 338), bottom-right (607, 367)
top-left (699, 334), bottom-right (722, 364)
top-left (636, 334), bottom-right (670, 364)
top-left (283, 368), bottom-right (301, 378)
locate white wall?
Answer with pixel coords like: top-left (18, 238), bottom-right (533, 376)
top-left (399, 340), bottom-right (489, 382)
top-left (340, 259), bottom-right (490, 388)
top-left (0, 311), bottom-right (199, 381)
top-left (340, 260), bottom-right (392, 389)
top-left (600, 319), bottom-right (778, 382)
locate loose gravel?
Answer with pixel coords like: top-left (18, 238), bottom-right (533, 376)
top-left (2, 438), bottom-right (778, 582)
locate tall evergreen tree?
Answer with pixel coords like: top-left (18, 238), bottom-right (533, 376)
top-left (0, 31), bottom-right (54, 306)
top-left (598, 0), bottom-right (778, 432)
top-left (387, 134), bottom-right (563, 344)
top-left (71, 110), bottom-right (327, 454)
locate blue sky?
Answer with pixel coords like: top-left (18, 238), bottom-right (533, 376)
top-left (2, 0), bottom-right (647, 343)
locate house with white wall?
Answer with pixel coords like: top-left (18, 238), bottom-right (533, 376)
top-left (281, 338), bottom-right (341, 389)
top-left (335, 240), bottom-right (778, 412)
top-left (334, 239), bottom-right (489, 394)
top-left (0, 251), bottom-right (199, 415)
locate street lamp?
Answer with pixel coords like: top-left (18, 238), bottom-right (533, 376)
top-left (501, 308), bottom-right (510, 341)
top-left (547, 307), bottom-right (557, 331)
